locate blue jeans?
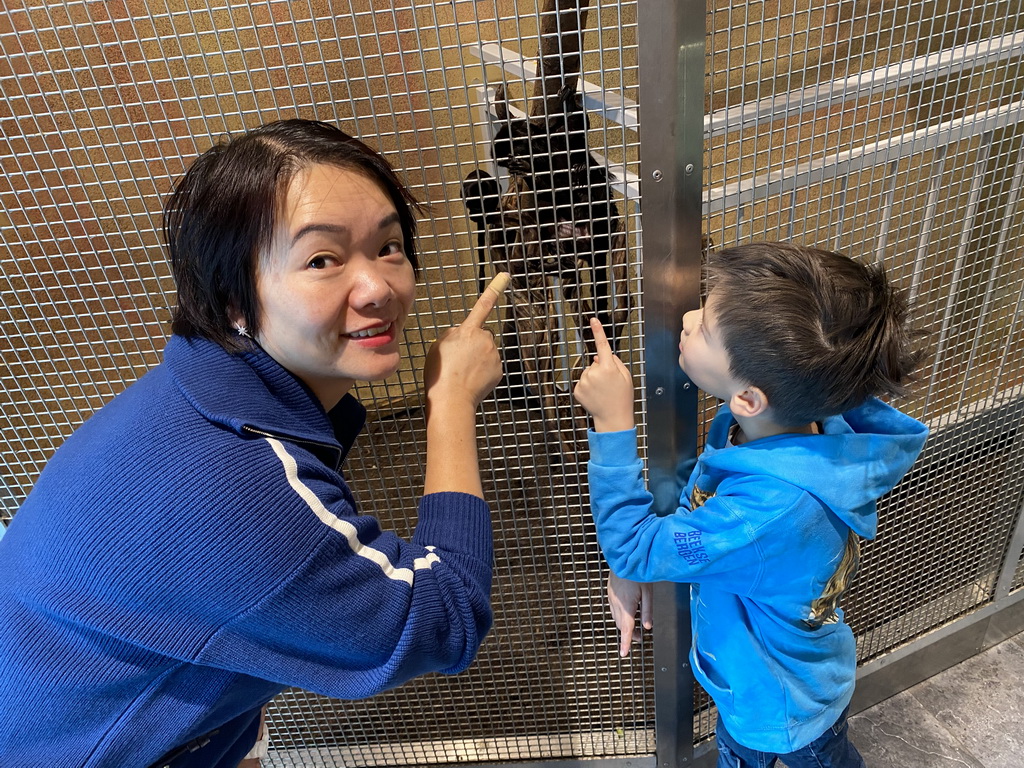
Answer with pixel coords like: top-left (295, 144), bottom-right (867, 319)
top-left (715, 707), bottom-right (866, 768)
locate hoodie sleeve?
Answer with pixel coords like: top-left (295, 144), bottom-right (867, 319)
top-left (587, 428), bottom-right (766, 591)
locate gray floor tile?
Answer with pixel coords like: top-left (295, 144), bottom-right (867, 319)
top-left (908, 638), bottom-right (1024, 768)
top-left (848, 691), bottom-right (987, 768)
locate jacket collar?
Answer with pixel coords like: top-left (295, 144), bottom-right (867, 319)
top-left (164, 335), bottom-right (366, 469)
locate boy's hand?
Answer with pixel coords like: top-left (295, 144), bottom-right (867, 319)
top-left (608, 572), bottom-right (653, 657)
top-left (573, 317), bottom-right (635, 432)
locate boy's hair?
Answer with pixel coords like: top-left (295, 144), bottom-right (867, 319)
top-left (708, 242), bottom-right (925, 425)
top-left (165, 119), bottom-right (422, 353)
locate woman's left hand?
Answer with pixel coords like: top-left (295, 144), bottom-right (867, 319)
top-left (424, 275), bottom-right (507, 411)
top-left (421, 275), bottom-right (508, 499)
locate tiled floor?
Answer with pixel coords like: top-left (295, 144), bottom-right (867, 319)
top-left (845, 631), bottom-right (1024, 768)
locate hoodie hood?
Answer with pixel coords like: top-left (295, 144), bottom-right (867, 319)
top-left (700, 398), bottom-right (928, 538)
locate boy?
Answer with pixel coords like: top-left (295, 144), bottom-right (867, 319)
top-left (573, 242), bottom-right (928, 768)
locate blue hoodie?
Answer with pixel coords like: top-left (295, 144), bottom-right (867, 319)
top-left (587, 398), bottom-right (927, 753)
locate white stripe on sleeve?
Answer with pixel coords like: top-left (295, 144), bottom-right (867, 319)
top-left (265, 437), bottom-right (440, 585)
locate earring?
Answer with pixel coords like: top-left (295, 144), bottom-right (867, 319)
top-left (233, 322), bottom-right (251, 338)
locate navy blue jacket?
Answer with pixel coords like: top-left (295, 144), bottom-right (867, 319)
top-left (0, 335), bottom-right (494, 767)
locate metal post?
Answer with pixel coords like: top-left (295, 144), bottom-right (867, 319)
top-left (994, 494), bottom-right (1024, 600)
top-left (638, 0), bottom-right (705, 765)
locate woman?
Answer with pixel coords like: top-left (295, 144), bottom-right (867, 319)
top-left (0, 119), bottom-right (506, 768)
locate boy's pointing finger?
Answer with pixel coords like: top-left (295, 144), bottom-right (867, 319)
top-left (590, 317), bottom-right (613, 361)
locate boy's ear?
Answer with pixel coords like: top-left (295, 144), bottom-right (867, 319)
top-left (729, 385), bottom-right (769, 419)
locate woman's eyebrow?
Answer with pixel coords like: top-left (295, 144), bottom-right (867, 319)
top-left (290, 212), bottom-right (401, 246)
top-left (291, 223), bottom-right (348, 246)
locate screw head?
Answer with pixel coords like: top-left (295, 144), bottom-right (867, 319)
top-left (652, 169), bottom-right (663, 182)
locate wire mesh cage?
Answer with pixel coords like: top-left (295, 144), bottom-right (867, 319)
top-left (2, 0), bottom-right (1023, 766)
top-left (0, 1), bottom-right (652, 765)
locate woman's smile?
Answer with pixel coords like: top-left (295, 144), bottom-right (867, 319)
top-left (344, 322), bottom-right (397, 345)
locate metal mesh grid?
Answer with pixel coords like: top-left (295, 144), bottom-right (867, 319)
top-left (702, 0), bottom-right (1024, 745)
top-left (6, 1), bottom-right (1023, 764)
top-left (0, 1), bottom-right (651, 765)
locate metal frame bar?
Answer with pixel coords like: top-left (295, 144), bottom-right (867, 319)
top-left (638, 0), bottom-right (705, 765)
top-left (908, 145), bottom-right (948, 307)
top-left (706, 99), bottom-right (1024, 214)
top-left (923, 132), bottom-right (996, 409)
top-left (705, 31), bottom-right (1024, 138)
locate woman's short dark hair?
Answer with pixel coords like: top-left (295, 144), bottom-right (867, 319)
top-left (708, 242), bottom-right (926, 425)
top-left (165, 119), bottom-right (423, 352)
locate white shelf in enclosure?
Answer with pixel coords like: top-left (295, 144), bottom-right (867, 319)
top-left (466, 41), bottom-right (639, 130)
top-left (469, 87), bottom-right (640, 201)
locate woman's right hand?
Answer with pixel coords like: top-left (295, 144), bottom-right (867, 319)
top-left (424, 275), bottom-right (507, 411)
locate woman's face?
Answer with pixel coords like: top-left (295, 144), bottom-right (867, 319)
top-left (253, 163), bottom-right (416, 410)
